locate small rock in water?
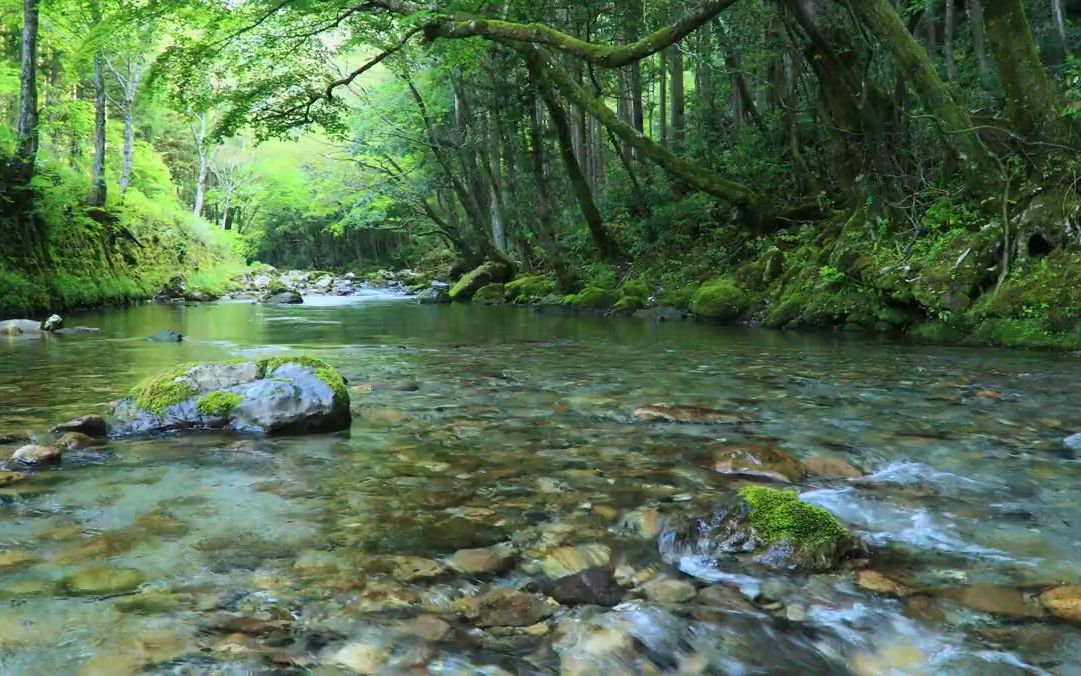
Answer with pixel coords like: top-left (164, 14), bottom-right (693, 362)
top-left (64, 565), bottom-right (147, 595)
top-left (695, 584), bottom-right (756, 612)
top-left (11, 444), bottom-right (61, 466)
top-left (396, 615), bottom-right (451, 641)
top-left (51, 414), bottom-right (108, 438)
top-left (712, 444), bottom-right (806, 483)
top-left (41, 314), bottom-right (62, 332)
top-left (331, 640), bottom-right (391, 674)
top-left (392, 556), bottom-right (446, 582)
top-left (55, 432), bottom-right (104, 451)
top-left (634, 404), bottom-right (746, 424)
top-left (147, 330), bottom-right (183, 342)
top-left (446, 547), bottom-right (513, 575)
top-left (0, 549), bottom-right (39, 571)
top-left (548, 568), bottom-right (624, 607)
top-left (1039, 585), bottom-right (1081, 622)
top-left (264, 291), bottom-right (303, 305)
top-left (1064, 433), bottom-right (1081, 451)
top-left (941, 585), bottom-right (1044, 618)
top-left (804, 455), bottom-right (863, 479)
top-left (0, 471), bottom-right (29, 487)
top-left (641, 576), bottom-right (697, 604)
top-left (619, 507), bottom-right (665, 539)
top-left (453, 589), bottom-right (558, 627)
top-left (855, 570), bottom-right (912, 597)
top-left (536, 543), bottom-right (611, 579)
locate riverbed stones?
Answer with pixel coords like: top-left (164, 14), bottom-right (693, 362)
top-left (941, 585), bottom-right (1044, 618)
top-left (1039, 585), bottom-right (1081, 622)
top-left (695, 584), bottom-right (756, 612)
top-left (641, 576), bottom-right (697, 604)
top-left (634, 404), bottom-right (746, 424)
top-left (805, 455), bottom-right (863, 479)
top-left (447, 547), bottom-right (513, 575)
top-left (0, 549), bottom-right (38, 571)
top-left (452, 589), bottom-right (558, 627)
top-left (535, 543), bottom-right (611, 579)
top-left (548, 568), bottom-right (623, 607)
top-left (392, 556), bottom-right (446, 583)
top-left (712, 444), bottom-right (807, 483)
top-left (55, 432), bottom-right (104, 450)
top-left (64, 565), bottom-right (147, 595)
top-left (0, 471), bottom-right (28, 487)
top-left (11, 444), bottom-right (61, 466)
top-left (112, 356), bottom-right (351, 435)
top-left (666, 486), bottom-right (857, 572)
top-left (52, 414), bottom-right (108, 438)
top-left (855, 570), bottom-right (912, 597)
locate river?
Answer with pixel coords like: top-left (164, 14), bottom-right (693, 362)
top-left (1, 295), bottom-right (1079, 673)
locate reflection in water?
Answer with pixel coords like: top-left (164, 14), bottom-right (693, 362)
top-left (1, 298), bottom-right (1080, 672)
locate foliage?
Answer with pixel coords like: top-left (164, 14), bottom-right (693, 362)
top-left (738, 485), bottom-right (847, 547)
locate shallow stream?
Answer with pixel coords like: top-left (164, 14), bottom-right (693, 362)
top-left (2, 296), bottom-right (1081, 674)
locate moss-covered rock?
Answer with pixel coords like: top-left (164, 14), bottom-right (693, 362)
top-left (690, 277), bottom-right (751, 320)
top-left (474, 283), bottom-right (506, 304)
top-left (450, 262), bottom-right (513, 302)
top-left (505, 275), bottom-right (556, 302)
top-left (115, 356), bottom-right (351, 435)
top-left (738, 486), bottom-right (847, 547)
top-left (564, 286), bottom-right (618, 309)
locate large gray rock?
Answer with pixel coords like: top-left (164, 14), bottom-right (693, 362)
top-left (42, 315), bottom-right (63, 332)
top-left (1, 319), bottom-right (43, 336)
top-left (417, 283), bottom-right (451, 305)
top-left (113, 356), bottom-right (351, 436)
top-left (148, 330), bottom-right (183, 343)
top-left (265, 291), bottom-right (303, 305)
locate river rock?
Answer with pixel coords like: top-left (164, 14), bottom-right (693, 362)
top-left (1039, 585), bottom-right (1081, 622)
top-left (1064, 433), bottom-right (1081, 452)
top-left (11, 444), bottom-right (61, 466)
top-left (634, 404), bottom-right (746, 424)
top-left (664, 486), bottom-right (858, 572)
top-left (392, 556), bottom-right (446, 582)
top-left (449, 262), bottom-right (513, 302)
top-left (55, 432), bottom-right (103, 451)
top-left (330, 641), bottom-right (390, 674)
top-left (0, 471), bottom-right (28, 487)
top-left (535, 543), bottom-right (611, 579)
top-left (447, 547), bottom-right (513, 575)
top-left (112, 356), bottom-right (351, 435)
top-left (147, 330), bottom-right (183, 342)
top-left (712, 444), bottom-right (807, 483)
top-left (695, 584), bottom-right (756, 612)
top-left (0, 319), bottom-right (42, 336)
top-left (941, 585), bottom-right (1044, 618)
top-left (548, 568), bottom-right (623, 607)
top-left (633, 306), bottom-right (690, 322)
top-left (0, 549), bottom-right (38, 571)
top-left (65, 565), bottom-right (147, 595)
top-left (51, 414), bottom-right (108, 438)
top-left (265, 291), bottom-right (303, 304)
top-left (804, 455), bottom-right (863, 479)
top-left (641, 576), bottom-right (697, 604)
top-left (417, 283), bottom-right (451, 305)
top-left (41, 314), bottom-right (62, 332)
top-left (396, 615), bottom-right (451, 641)
top-left (453, 589), bottom-right (558, 627)
top-left (855, 570), bottom-right (912, 597)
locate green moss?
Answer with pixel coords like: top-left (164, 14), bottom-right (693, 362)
top-left (450, 261), bottom-right (512, 302)
top-left (909, 321), bottom-right (966, 344)
top-left (474, 283), bottom-right (506, 303)
top-left (505, 275), bottom-right (557, 302)
top-left (659, 284), bottom-right (697, 309)
top-left (564, 286), bottom-right (618, 309)
top-left (258, 355), bottom-right (348, 401)
top-left (739, 485), bottom-right (847, 547)
top-left (613, 295), bottom-right (645, 312)
top-left (690, 277), bottom-right (751, 320)
top-left (196, 391), bottom-right (243, 417)
top-left (969, 318), bottom-right (1080, 350)
top-left (130, 363), bottom-right (200, 414)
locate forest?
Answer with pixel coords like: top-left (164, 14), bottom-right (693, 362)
top-left (2, 0), bottom-right (1081, 346)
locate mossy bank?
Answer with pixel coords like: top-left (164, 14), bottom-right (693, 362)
top-left (440, 193), bottom-right (1081, 351)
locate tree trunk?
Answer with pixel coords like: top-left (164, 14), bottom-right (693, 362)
top-left (944, 0), bottom-right (958, 81)
top-left (983, 0), bottom-right (1073, 144)
top-left (120, 100), bottom-right (136, 195)
top-left (532, 65), bottom-right (623, 262)
top-left (967, 0), bottom-right (993, 81)
top-left (843, 0), bottom-right (992, 172)
top-left (90, 55), bottom-right (107, 207)
top-left (659, 49), bottom-right (668, 146)
top-left (670, 45), bottom-right (686, 152)
top-left (11, 0), bottom-right (40, 185)
top-left (1052, 0), bottom-right (1071, 56)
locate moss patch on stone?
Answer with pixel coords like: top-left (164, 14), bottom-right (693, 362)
top-left (450, 261), bottom-right (512, 302)
top-left (130, 363), bottom-right (200, 414)
top-left (564, 286), bottom-right (618, 309)
top-left (505, 275), bottom-right (556, 302)
top-left (196, 391), bottom-right (243, 417)
top-left (690, 277), bottom-right (751, 320)
top-left (258, 355), bottom-right (348, 402)
top-left (738, 485), bottom-right (846, 547)
top-left (474, 283), bottom-right (506, 303)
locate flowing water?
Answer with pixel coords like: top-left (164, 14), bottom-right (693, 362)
top-left (2, 295), bottom-right (1081, 674)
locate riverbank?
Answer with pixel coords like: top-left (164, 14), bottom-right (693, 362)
top-left (433, 200), bottom-right (1081, 351)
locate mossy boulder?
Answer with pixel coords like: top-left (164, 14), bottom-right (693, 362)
top-left (505, 275), bottom-right (557, 303)
top-left (613, 279), bottom-right (650, 313)
top-left (563, 286), bottom-right (618, 310)
top-left (474, 284), bottom-right (506, 304)
top-left (114, 356), bottom-right (351, 435)
top-left (667, 486), bottom-right (859, 572)
top-left (450, 262), bottom-right (513, 302)
top-left (690, 277), bottom-right (752, 321)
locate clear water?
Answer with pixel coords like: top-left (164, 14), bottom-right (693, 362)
top-left (2, 297), bottom-right (1080, 673)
